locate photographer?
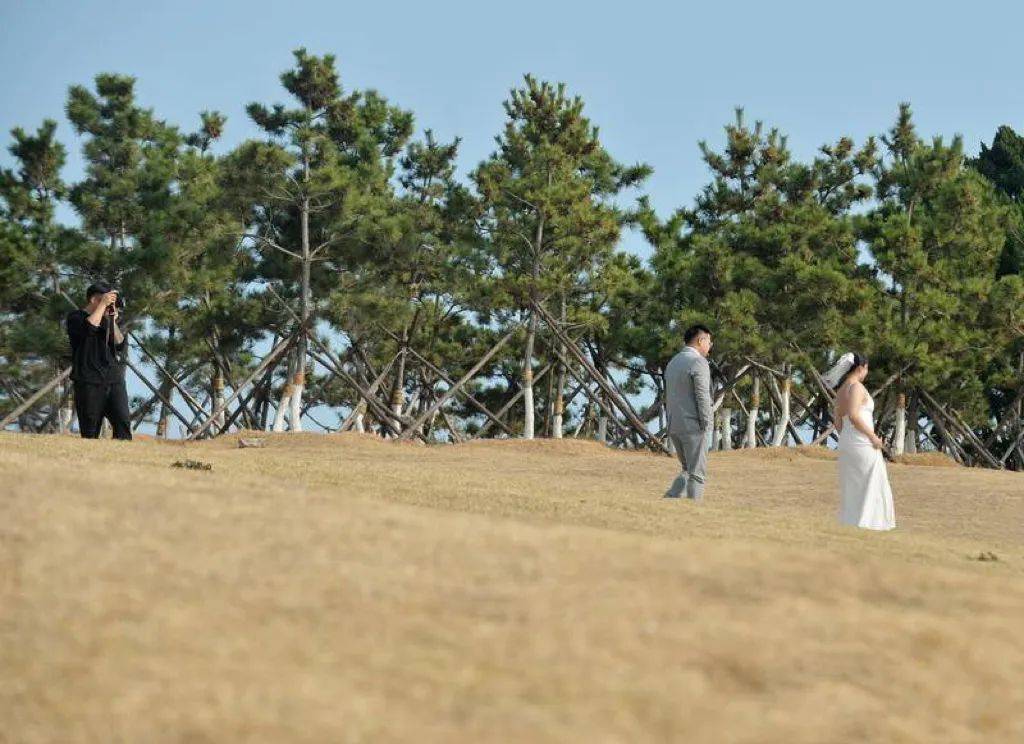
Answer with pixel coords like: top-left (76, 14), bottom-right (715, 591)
top-left (66, 283), bottom-right (131, 440)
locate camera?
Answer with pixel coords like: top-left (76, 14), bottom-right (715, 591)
top-left (105, 290), bottom-right (125, 313)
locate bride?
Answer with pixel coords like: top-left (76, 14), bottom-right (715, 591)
top-left (823, 353), bottom-right (897, 531)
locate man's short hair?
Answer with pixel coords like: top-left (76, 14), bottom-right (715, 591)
top-left (684, 324), bottom-right (712, 345)
top-left (86, 283), bottom-right (111, 300)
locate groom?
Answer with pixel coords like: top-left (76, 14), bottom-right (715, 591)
top-left (663, 325), bottom-right (714, 500)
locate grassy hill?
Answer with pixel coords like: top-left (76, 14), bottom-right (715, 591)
top-left (1, 432), bottom-right (1022, 742)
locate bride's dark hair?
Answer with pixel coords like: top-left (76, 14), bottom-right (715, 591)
top-left (838, 353), bottom-right (869, 388)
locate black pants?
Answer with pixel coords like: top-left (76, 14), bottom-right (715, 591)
top-left (74, 381), bottom-right (132, 440)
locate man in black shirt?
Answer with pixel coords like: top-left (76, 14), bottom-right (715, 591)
top-left (66, 283), bottom-right (131, 440)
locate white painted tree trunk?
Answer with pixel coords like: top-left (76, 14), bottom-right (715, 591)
top-left (552, 394), bottom-right (564, 439)
top-left (904, 395), bottom-right (918, 454)
top-left (212, 372), bottom-right (226, 432)
top-left (522, 310), bottom-right (537, 440)
top-left (720, 407), bottom-right (732, 451)
top-left (272, 381), bottom-right (292, 432)
top-left (58, 382), bottom-right (74, 434)
top-left (893, 393), bottom-right (907, 457)
top-left (771, 377), bottom-right (790, 446)
top-left (551, 295), bottom-right (566, 439)
top-left (353, 400), bottom-right (366, 433)
top-left (745, 376), bottom-right (760, 448)
top-left (596, 411), bottom-right (608, 443)
top-left (522, 374), bottom-right (535, 438)
top-left (288, 371), bottom-right (304, 432)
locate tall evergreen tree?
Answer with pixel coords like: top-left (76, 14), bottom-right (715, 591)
top-left (65, 73), bottom-right (181, 307)
top-left (0, 120), bottom-right (85, 429)
top-left (230, 48), bottom-right (413, 431)
top-left (473, 76), bottom-right (650, 438)
top-left (858, 104), bottom-right (1010, 424)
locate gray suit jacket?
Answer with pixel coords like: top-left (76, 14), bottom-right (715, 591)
top-left (665, 347), bottom-right (713, 434)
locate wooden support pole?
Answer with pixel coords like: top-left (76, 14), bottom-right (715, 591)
top-left (984, 384), bottom-right (1024, 448)
top-left (1001, 424), bottom-right (1024, 465)
top-left (531, 301), bottom-right (667, 453)
top-left (919, 390), bottom-right (1002, 469)
top-left (711, 364), bottom-right (751, 412)
top-left (378, 326), bottom-right (515, 436)
top-left (473, 362), bottom-right (555, 439)
top-left (337, 354), bottom-right (398, 432)
top-left (921, 399), bottom-right (968, 464)
top-left (540, 337), bottom-right (630, 442)
top-left (125, 359), bottom-right (197, 434)
top-left (187, 333), bottom-right (298, 441)
top-left (215, 360), bottom-right (283, 436)
top-left (128, 332), bottom-right (205, 417)
top-left (397, 328), bottom-right (517, 442)
top-left (305, 346), bottom-right (415, 439)
top-left (0, 368), bottom-right (72, 431)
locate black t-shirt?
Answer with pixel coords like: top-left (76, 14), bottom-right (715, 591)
top-left (66, 309), bottom-right (127, 385)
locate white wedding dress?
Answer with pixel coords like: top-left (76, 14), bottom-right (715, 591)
top-left (837, 393), bottom-right (896, 530)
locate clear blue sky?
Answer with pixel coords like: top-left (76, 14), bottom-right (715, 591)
top-left (2, 0), bottom-right (1021, 434)
top-left (3, 0), bottom-right (1023, 259)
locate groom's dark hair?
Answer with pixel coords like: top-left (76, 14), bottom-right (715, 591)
top-left (684, 324), bottom-right (712, 344)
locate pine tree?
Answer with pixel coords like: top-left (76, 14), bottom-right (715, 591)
top-left (859, 104), bottom-right (1010, 425)
top-left (970, 125), bottom-right (1024, 464)
top-left (231, 48), bottom-right (413, 431)
top-left (646, 110), bottom-right (877, 445)
top-left (0, 120), bottom-right (85, 430)
top-left (473, 76), bottom-right (650, 438)
top-left (66, 74), bottom-right (181, 305)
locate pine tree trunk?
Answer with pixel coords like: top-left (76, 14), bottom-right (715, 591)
top-left (390, 353), bottom-right (407, 429)
top-left (712, 409), bottom-right (721, 451)
top-left (904, 392), bottom-right (918, 454)
top-left (893, 392), bottom-right (907, 457)
top-left (720, 407), bottom-right (733, 451)
top-left (573, 400), bottom-right (591, 438)
top-left (288, 367), bottom-right (304, 432)
top-left (522, 213), bottom-right (544, 440)
top-left (212, 369), bottom-right (226, 433)
top-left (771, 375), bottom-right (790, 447)
top-left (388, 321), bottom-right (418, 435)
top-left (745, 376), bottom-right (760, 448)
top-left (551, 295), bottom-right (566, 439)
top-left (290, 150), bottom-right (313, 434)
top-left (596, 398), bottom-right (608, 443)
top-left (522, 309), bottom-right (538, 440)
top-left (353, 399), bottom-right (366, 433)
top-left (58, 380), bottom-right (74, 434)
top-left (272, 352), bottom-right (296, 432)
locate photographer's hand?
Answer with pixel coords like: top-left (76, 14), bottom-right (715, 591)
top-left (86, 291), bottom-right (117, 329)
top-left (110, 305), bottom-right (124, 346)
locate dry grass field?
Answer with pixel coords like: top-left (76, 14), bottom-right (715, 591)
top-left (1, 430), bottom-right (1022, 743)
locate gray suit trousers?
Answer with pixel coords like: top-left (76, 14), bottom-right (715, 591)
top-left (665, 429), bottom-right (708, 500)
